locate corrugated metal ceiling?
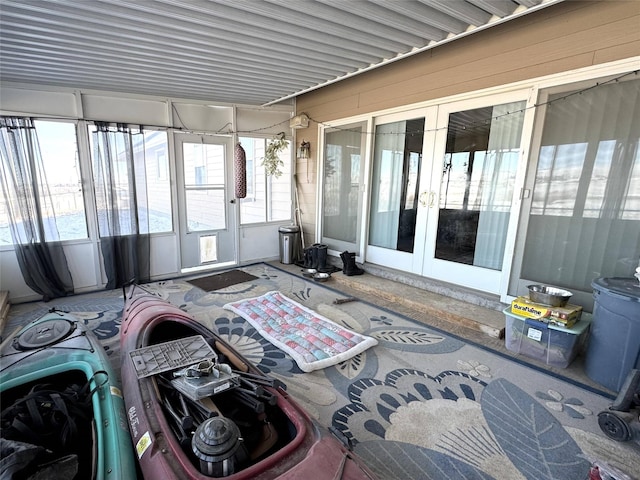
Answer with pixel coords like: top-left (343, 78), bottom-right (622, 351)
top-left (0, 0), bottom-right (561, 106)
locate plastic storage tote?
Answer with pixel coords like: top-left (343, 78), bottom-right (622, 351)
top-left (584, 277), bottom-right (640, 392)
top-left (504, 308), bottom-right (591, 368)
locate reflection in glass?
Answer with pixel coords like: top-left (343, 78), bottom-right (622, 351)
top-left (435, 102), bottom-right (525, 269)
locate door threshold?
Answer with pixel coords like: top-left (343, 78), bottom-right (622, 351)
top-left (329, 258), bottom-right (505, 312)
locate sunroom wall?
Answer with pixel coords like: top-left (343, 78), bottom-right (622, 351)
top-left (294, 0), bottom-right (640, 243)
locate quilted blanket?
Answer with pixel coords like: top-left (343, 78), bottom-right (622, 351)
top-left (223, 291), bottom-right (378, 372)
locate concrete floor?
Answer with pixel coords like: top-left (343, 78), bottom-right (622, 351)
top-left (271, 260), bottom-right (616, 398)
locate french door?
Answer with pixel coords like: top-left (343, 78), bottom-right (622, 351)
top-left (174, 134), bottom-right (236, 271)
top-left (421, 93), bottom-right (529, 293)
top-left (365, 92), bottom-right (531, 294)
top-left (366, 108), bottom-right (435, 272)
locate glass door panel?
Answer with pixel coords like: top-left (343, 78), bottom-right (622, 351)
top-left (321, 123), bottom-right (366, 254)
top-left (183, 143), bottom-right (226, 231)
top-left (423, 97), bottom-right (527, 293)
top-left (366, 110), bottom-right (432, 273)
top-left (369, 118), bottom-right (424, 252)
top-left (435, 103), bottom-right (524, 269)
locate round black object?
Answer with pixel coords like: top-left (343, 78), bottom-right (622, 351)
top-left (192, 416), bottom-right (248, 477)
top-left (15, 319), bottom-right (75, 350)
top-left (598, 411), bottom-right (631, 442)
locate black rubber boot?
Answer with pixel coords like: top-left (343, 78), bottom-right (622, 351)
top-left (316, 245), bottom-right (329, 272)
top-left (340, 251), bottom-right (348, 274)
top-left (309, 244), bottom-right (321, 269)
top-left (342, 251), bottom-right (364, 276)
top-left (303, 247), bottom-right (314, 268)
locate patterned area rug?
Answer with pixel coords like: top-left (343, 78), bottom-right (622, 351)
top-left (4, 263), bottom-right (639, 480)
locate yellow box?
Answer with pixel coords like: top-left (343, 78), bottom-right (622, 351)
top-left (510, 296), bottom-right (582, 327)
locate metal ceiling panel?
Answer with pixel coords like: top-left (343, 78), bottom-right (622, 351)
top-left (0, 0), bottom-right (561, 106)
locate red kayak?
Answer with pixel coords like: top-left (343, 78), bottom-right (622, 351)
top-left (119, 285), bottom-right (377, 480)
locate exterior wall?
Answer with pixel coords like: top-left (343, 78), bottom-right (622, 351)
top-left (294, 0), bottom-right (640, 243)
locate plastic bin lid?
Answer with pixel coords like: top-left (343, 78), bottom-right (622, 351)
top-left (279, 225), bottom-right (300, 233)
top-left (592, 277), bottom-right (640, 302)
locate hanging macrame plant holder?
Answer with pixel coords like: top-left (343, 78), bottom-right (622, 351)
top-left (234, 142), bottom-right (247, 199)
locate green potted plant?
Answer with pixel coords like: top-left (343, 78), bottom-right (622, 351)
top-left (262, 132), bottom-right (288, 177)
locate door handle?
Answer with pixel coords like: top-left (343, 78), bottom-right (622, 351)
top-left (419, 191), bottom-right (429, 207)
top-left (429, 191), bottom-right (436, 208)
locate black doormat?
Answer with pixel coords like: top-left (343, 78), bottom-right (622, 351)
top-left (186, 270), bottom-right (258, 292)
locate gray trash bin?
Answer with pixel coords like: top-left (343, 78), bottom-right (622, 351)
top-left (278, 225), bottom-right (300, 264)
top-left (584, 277), bottom-right (640, 392)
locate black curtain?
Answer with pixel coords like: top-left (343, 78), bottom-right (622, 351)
top-left (91, 122), bottom-right (150, 289)
top-left (0, 117), bottom-right (74, 301)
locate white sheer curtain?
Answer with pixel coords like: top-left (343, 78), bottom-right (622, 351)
top-left (522, 78), bottom-right (640, 291)
top-left (473, 102), bottom-right (525, 269)
top-left (369, 121), bottom-right (405, 249)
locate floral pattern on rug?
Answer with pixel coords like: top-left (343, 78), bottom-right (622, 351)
top-left (211, 315), bottom-right (301, 376)
top-left (332, 369), bottom-right (612, 480)
top-left (5, 264), bottom-right (640, 480)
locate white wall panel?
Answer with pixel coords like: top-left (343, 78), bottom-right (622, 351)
top-left (64, 243), bottom-right (99, 289)
top-left (239, 225), bottom-right (281, 264)
top-left (150, 235), bottom-right (180, 277)
top-left (0, 86), bottom-right (77, 117)
top-left (82, 94), bottom-right (170, 125)
top-left (0, 250), bottom-right (38, 303)
top-left (171, 104), bottom-right (233, 133)
top-left (236, 108), bottom-right (292, 136)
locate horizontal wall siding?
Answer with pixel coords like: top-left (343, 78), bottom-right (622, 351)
top-left (294, 0), bottom-right (640, 241)
top-left (299, 2), bottom-right (638, 116)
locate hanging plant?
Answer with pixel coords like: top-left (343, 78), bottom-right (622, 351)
top-left (262, 132), bottom-right (288, 177)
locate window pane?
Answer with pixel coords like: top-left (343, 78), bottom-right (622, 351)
top-left (239, 137), bottom-right (266, 223)
top-left (39, 122), bottom-right (88, 241)
top-left (89, 126), bottom-right (172, 236)
top-left (0, 120), bottom-right (87, 245)
top-left (238, 136), bottom-right (291, 225)
top-left (134, 130), bottom-right (172, 233)
top-left (186, 189), bottom-right (226, 231)
top-left (182, 142), bottom-right (226, 231)
top-left (183, 143), bottom-right (225, 186)
top-left (522, 78), bottom-right (640, 291)
top-left (268, 141), bottom-right (291, 222)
